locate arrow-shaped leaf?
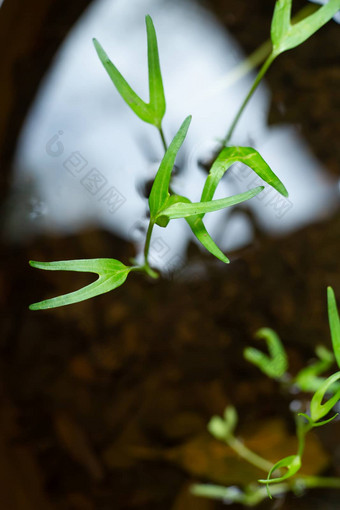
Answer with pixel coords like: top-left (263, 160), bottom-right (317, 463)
top-left (328, 286), bottom-right (340, 368)
top-left (149, 115), bottom-right (191, 218)
top-left (201, 147), bottom-right (288, 220)
top-left (29, 259), bottom-right (132, 310)
top-left (93, 15), bottom-right (166, 127)
top-left (271, 0), bottom-right (340, 56)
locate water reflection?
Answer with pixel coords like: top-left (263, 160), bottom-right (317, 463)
top-left (9, 0), bottom-right (339, 270)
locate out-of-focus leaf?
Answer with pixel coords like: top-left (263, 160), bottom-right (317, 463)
top-left (29, 259), bottom-right (132, 310)
top-left (149, 116), bottom-right (191, 217)
top-left (201, 147), bottom-right (288, 217)
top-left (310, 371), bottom-right (340, 422)
top-left (244, 328), bottom-right (288, 379)
top-left (93, 15), bottom-right (166, 127)
top-left (270, 0), bottom-right (340, 56)
top-left (156, 186), bottom-right (264, 222)
top-left (328, 287), bottom-right (340, 368)
top-left (208, 406), bottom-right (238, 442)
top-left (294, 345), bottom-right (337, 393)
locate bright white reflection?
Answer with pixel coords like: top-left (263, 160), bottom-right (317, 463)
top-left (9, 0), bottom-right (339, 270)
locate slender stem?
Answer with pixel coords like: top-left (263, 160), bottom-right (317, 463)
top-left (141, 220), bottom-right (159, 278)
top-left (228, 436), bottom-right (273, 473)
top-left (222, 53), bottom-right (276, 147)
top-left (159, 126), bottom-right (168, 152)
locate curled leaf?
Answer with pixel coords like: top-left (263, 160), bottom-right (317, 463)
top-left (259, 454), bottom-right (301, 498)
top-left (201, 146), bottom-right (288, 215)
top-left (310, 370), bottom-right (340, 422)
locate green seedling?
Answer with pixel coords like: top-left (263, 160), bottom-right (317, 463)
top-left (195, 287), bottom-right (340, 503)
top-left (30, 12), bottom-right (288, 310)
top-left (244, 327), bottom-right (288, 379)
top-left (223, 0), bottom-right (340, 145)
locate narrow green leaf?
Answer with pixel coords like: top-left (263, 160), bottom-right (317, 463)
top-left (29, 259), bottom-right (132, 310)
top-left (185, 215), bottom-right (230, 264)
top-left (271, 0), bottom-right (292, 48)
top-left (149, 116), bottom-right (192, 217)
top-left (244, 327), bottom-right (288, 379)
top-left (93, 38), bottom-right (154, 124)
top-left (271, 0), bottom-right (340, 56)
top-left (200, 147), bottom-right (288, 220)
top-left (156, 186), bottom-right (264, 221)
top-left (310, 371), bottom-right (340, 422)
top-left (328, 287), bottom-right (340, 368)
top-left (146, 15), bottom-right (166, 127)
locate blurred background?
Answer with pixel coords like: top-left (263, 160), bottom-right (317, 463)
top-left (0, 0), bottom-right (339, 508)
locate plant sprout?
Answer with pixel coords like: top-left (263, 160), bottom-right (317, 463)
top-left (29, 10), bottom-right (288, 310)
top-left (194, 287), bottom-right (340, 504)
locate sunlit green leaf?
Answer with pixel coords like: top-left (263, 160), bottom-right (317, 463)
top-left (244, 327), bottom-right (288, 379)
top-left (149, 116), bottom-right (192, 218)
top-left (29, 259), bottom-right (132, 310)
top-left (310, 371), bottom-right (340, 422)
top-left (93, 15), bottom-right (166, 127)
top-left (328, 286), bottom-right (340, 368)
top-left (156, 186), bottom-right (264, 222)
top-left (271, 0), bottom-right (340, 56)
top-left (200, 147), bottom-right (288, 220)
top-left (146, 15), bottom-right (166, 127)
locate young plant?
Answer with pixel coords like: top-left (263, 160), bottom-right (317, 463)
top-left (223, 0), bottom-right (340, 145)
top-left (193, 287), bottom-right (340, 504)
top-left (29, 13), bottom-right (288, 310)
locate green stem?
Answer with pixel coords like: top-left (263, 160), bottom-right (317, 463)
top-left (228, 436), bottom-right (273, 473)
top-left (141, 220), bottom-right (158, 279)
top-left (222, 53), bottom-right (276, 147)
top-left (159, 126), bottom-right (168, 152)
top-left (300, 476), bottom-right (340, 490)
